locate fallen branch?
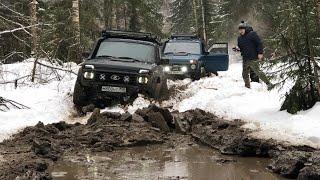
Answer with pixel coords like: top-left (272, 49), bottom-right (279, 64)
top-left (36, 61), bottom-right (77, 75)
top-left (0, 96), bottom-right (30, 112)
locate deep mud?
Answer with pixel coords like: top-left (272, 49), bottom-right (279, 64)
top-left (0, 105), bottom-right (319, 179)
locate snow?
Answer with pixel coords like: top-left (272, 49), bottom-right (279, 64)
top-left (0, 59), bottom-right (79, 141)
top-left (171, 57), bottom-right (320, 148)
top-left (1, 56), bottom-right (320, 148)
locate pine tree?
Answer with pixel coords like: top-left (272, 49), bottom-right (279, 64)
top-left (261, 0), bottom-right (320, 113)
top-left (170, 0), bottom-right (195, 33)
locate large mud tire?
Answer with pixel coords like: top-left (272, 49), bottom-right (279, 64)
top-left (151, 77), bottom-right (169, 101)
top-left (73, 79), bottom-right (89, 108)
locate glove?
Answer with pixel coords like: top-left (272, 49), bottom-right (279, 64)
top-left (232, 46), bottom-right (240, 52)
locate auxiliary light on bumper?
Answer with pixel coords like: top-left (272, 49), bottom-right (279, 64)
top-left (138, 76), bottom-right (149, 84)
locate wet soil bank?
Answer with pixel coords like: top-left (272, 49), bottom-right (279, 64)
top-left (0, 105), bottom-right (319, 179)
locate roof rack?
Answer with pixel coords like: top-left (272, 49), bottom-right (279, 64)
top-left (101, 30), bottom-right (160, 44)
top-left (170, 34), bottom-right (199, 40)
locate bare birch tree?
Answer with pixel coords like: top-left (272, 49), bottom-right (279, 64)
top-left (192, 0), bottom-right (199, 35)
top-left (30, 0), bottom-right (38, 82)
top-left (200, 0), bottom-right (207, 44)
top-left (71, 0), bottom-right (81, 64)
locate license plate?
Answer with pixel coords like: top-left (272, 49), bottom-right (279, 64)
top-left (169, 71), bottom-right (185, 75)
top-left (171, 67), bottom-right (180, 71)
top-left (101, 86), bottom-right (126, 93)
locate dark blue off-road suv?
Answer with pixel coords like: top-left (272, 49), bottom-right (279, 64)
top-left (161, 34), bottom-right (229, 80)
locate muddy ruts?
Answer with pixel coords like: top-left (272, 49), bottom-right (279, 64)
top-left (175, 109), bottom-right (320, 179)
top-left (0, 105), bottom-right (320, 179)
top-left (0, 107), bottom-right (168, 179)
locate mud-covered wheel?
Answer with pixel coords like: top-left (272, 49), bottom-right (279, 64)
top-left (73, 77), bottom-right (89, 107)
top-left (151, 77), bottom-right (169, 100)
top-left (201, 66), bottom-right (207, 76)
top-left (192, 69), bottom-right (201, 81)
top-left (192, 66), bottom-right (206, 81)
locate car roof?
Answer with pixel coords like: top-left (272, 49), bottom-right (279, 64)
top-left (101, 30), bottom-right (160, 45)
top-left (167, 39), bottom-right (202, 43)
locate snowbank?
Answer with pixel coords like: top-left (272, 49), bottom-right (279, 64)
top-left (0, 59), bottom-right (79, 141)
top-left (174, 62), bottom-right (320, 148)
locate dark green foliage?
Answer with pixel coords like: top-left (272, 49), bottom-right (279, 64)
top-left (260, 0), bottom-right (320, 113)
top-left (1, 0), bottom-right (164, 63)
top-left (170, 0), bottom-right (194, 33)
top-left (281, 80), bottom-right (319, 114)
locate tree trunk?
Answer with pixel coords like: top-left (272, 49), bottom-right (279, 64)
top-left (316, 0), bottom-right (320, 29)
top-left (30, 0), bottom-right (38, 82)
top-left (129, 1), bottom-right (139, 31)
top-left (104, 0), bottom-right (114, 29)
top-left (124, 4), bottom-right (128, 30)
top-left (200, 0), bottom-right (207, 45)
top-left (312, 0), bottom-right (320, 95)
top-left (115, 2), bottom-right (121, 29)
top-left (192, 0), bottom-right (199, 35)
top-left (72, 0), bottom-right (81, 64)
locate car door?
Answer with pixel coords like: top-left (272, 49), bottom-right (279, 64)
top-left (202, 43), bottom-right (229, 72)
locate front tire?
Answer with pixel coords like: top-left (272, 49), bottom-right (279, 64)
top-left (151, 77), bottom-right (169, 100)
top-left (73, 76), bottom-right (89, 108)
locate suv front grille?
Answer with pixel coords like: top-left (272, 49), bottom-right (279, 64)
top-left (95, 71), bottom-right (137, 85)
top-left (171, 65), bottom-right (181, 71)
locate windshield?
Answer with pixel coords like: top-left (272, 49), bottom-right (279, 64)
top-left (164, 42), bottom-right (201, 55)
top-left (95, 41), bottom-right (155, 63)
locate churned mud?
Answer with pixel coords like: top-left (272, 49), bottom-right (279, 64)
top-left (0, 105), bottom-right (319, 179)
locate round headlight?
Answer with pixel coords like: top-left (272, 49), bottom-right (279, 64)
top-left (191, 64), bottom-right (196, 70)
top-left (164, 66), bottom-right (171, 72)
top-left (181, 66), bottom-right (188, 72)
top-left (83, 72), bottom-right (95, 79)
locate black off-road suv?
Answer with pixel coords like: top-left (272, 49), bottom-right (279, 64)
top-left (73, 30), bottom-right (168, 107)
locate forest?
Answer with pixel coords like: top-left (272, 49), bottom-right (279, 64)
top-left (1, 0), bottom-right (320, 113)
top-left (1, 1), bottom-right (320, 179)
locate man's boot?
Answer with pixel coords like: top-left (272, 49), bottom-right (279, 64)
top-left (245, 79), bottom-right (251, 88)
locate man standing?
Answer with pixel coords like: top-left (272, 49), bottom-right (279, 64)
top-left (235, 21), bottom-right (272, 89)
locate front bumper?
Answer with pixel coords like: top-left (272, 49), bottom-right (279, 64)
top-left (81, 80), bottom-right (148, 100)
top-left (164, 64), bottom-right (198, 77)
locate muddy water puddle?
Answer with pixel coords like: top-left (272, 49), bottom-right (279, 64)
top-left (49, 145), bottom-right (286, 180)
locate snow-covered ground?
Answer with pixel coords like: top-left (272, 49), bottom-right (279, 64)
top-left (0, 59), bottom-right (79, 141)
top-left (171, 63), bottom-right (320, 148)
top-left (1, 57), bottom-right (320, 148)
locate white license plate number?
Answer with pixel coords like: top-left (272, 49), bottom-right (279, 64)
top-left (101, 86), bottom-right (126, 93)
top-left (169, 71), bottom-right (184, 75)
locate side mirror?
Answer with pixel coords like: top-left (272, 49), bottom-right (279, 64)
top-left (82, 51), bottom-right (90, 59)
top-left (157, 58), bottom-right (169, 65)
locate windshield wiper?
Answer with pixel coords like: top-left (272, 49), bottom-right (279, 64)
top-left (96, 55), bottom-right (116, 59)
top-left (117, 57), bottom-right (147, 63)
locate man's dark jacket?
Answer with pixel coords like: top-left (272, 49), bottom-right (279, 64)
top-left (237, 28), bottom-right (263, 61)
